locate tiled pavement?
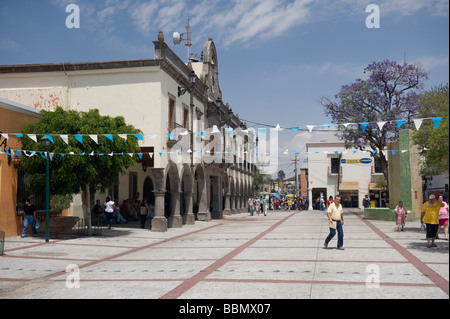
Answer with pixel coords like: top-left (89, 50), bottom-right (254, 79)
top-left (0, 209), bottom-right (448, 299)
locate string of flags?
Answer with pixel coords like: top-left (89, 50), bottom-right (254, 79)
top-left (0, 116), bottom-right (444, 144)
top-left (0, 145), bottom-right (441, 160)
top-left (0, 116), bottom-right (445, 159)
top-left (271, 116), bottom-right (443, 132)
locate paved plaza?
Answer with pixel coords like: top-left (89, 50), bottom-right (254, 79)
top-left (0, 209), bottom-right (448, 299)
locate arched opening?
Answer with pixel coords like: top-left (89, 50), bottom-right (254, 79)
top-left (143, 177), bottom-right (155, 207)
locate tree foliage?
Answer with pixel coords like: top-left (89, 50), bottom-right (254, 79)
top-left (412, 83), bottom-right (449, 175)
top-left (19, 107), bottom-right (142, 196)
top-left (321, 59), bottom-right (429, 186)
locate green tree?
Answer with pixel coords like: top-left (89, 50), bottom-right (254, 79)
top-left (412, 83), bottom-right (449, 175)
top-left (19, 107), bottom-right (142, 234)
top-left (253, 168), bottom-right (271, 194)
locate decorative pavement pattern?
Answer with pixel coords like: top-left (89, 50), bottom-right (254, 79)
top-left (0, 210), bottom-right (448, 299)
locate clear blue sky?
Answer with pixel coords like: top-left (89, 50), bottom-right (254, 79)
top-left (1, 0), bottom-right (449, 176)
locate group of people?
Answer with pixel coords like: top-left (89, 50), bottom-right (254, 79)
top-left (247, 196), bottom-right (308, 216)
top-left (93, 196), bottom-right (155, 230)
top-left (323, 193), bottom-right (449, 250)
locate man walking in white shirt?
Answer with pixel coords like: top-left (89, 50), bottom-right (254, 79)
top-left (324, 195), bottom-right (345, 250)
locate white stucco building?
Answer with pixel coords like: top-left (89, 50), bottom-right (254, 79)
top-left (0, 32), bottom-right (255, 232)
top-left (306, 142), bottom-right (388, 209)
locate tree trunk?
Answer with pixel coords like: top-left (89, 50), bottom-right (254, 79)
top-left (85, 183), bottom-right (92, 236)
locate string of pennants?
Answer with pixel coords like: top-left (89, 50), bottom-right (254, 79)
top-left (0, 116), bottom-right (444, 143)
top-left (0, 116), bottom-right (445, 159)
top-left (272, 116), bottom-right (443, 132)
top-left (0, 145), bottom-right (440, 160)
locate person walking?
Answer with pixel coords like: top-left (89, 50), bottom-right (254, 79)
top-left (421, 195), bottom-right (443, 248)
top-left (21, 199), bottom-right (37, 238)
top-left (324, 195), bottom-right (345, 250)
top-left (139, 200), bottom-right (149, 228)
top-left (262, 196), bottom-right (268, 216)
top-left (248, 196), bottom-right (254, 216)
top-left (255, 197), bottom-right (261, 216)
top-left (104, 196), bottom-right (115, 229)
top-left (394, 201), bottom-right (407, 232)
top-left (437, 195), bottom-right (449, 240)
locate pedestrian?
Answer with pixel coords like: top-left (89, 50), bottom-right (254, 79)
top-left (421, 195), bottom-right (443, 248)
top-left (327, 196), bottom-right (334, 208)
top-left (394, 201), bottom-right (407, 232)
top-left (93, 199), bottom-right (106, 225)
top-left (362, 194), bottom-right (371, 208)
top-left (21, 199), bottom-right (37, 238)
top-left (139, 199), bottom-right (149, 228)
top-left (114, 201), bottom-right (128, 224)
top-left (287, 199), bottom-right (291, 211)
top-left (255, 197), bottom-right (261, 216)
top-left (262, 196), bottom-right (268, 216)
top-left (324, 195), bottom-right (345, 250)
top-left (248, 196), bottom-right (254, 216)
top-left (104, 196), bottom-right (115, 229)
top-left (437, 195), bottom-right (449, 241)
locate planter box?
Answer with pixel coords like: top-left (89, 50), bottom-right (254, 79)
top-left (49, 216), bottom-right (79, 233)
top-left (363, 208), bottom-right (413, 222)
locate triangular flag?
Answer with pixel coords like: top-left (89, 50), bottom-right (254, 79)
top-left (118, 134), bottom-right (127, 140)
top-left (149, 153), bottom-right (154, 158)
top-left (167, 133), bottom-right (174, 140)
top-left (134, 134), bottom-right (143, 140)
top-left (15, 133), bottom-right (23, 138)
top-left (361, 123), bottom-right (369, 133)
top-left (324, 123), bottom-right (333, 128)
top-left (89, 135), bottom-right (98, 144)
top-left (28, 134), bottom-right (37, 143)
top-left (342, 123), bottom-right (351, 128)
top-left (377, 121), bottom-right (387, 131)
top-left (432, 117), bottom-right (443, 129)
top-left (1, 133), bottom-right (8, 140)
top-left (138, 153), bottom-right (143, 160)
top-left (306, 125), bottom-right (314, 132)
top-left (391, 150), bottom-right (397, 155)
top-left (159, 152), bottom-right (163, 157)
top-left (283, 149), bottom-right (289, 155)
top-left (289, 127), bottom-right (299, 131)
top-left (60, 135), bottom-right (69, 145)
top-left (257, 128), bottom-right (266, 134)
top-left (104, 134), bottom-right (114, 142)
top-left (372, 150), bottom-right (377, 155)
top-left (44, 134), bottom-right (54, 143)
top-left (413, 119), bottom-right (423, 130)
top-left (396, 120), bottom-right (406, 128)
top-left (275, 124), bottom-right (282, 131)
top-left (74, 135), bottom-right (83, 144)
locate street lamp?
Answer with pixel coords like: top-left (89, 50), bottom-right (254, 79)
top-left (41, 136), bottom-right (51, 243)
top-left (178, 70), bottom-right (196, 97)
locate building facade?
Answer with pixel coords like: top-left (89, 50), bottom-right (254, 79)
top-left (306, 142), bottom-right (388, 209)
top-left (0, 98), bottom-right (40, 237)
top-left (0, 33), bottom-right (254, 235)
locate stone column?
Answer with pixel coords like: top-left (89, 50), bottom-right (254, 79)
top-left (168, 191), bottom-right (182, 228)
top-left (152, 190), bottom-right (167, 232)
top-left (184, 191), bottom-right (195, 225)
top-left (223, 193), bottom-right (231, 216)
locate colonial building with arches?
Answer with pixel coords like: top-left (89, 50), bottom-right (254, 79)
top-left (0, 32), bottom-right (255, 233)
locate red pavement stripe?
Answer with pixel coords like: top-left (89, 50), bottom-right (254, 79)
top-left (354, 212), bottom-right (449, 296)
top-left (160, 212), bottom-right (298, 299)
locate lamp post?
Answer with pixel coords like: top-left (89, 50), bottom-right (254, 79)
top-left (41, 136), bottom-right (51, 242)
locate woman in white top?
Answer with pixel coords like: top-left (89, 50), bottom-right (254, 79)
top-left (104, 196), bottom-right (115, 229)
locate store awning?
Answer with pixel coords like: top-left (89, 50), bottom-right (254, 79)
top-left (369, 182), bottom-right (383, 190)
top-left (339, 182), bottom-right (359, 190)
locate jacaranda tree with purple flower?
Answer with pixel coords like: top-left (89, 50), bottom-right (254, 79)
top-left (321, 59), bottom-right (428, 189)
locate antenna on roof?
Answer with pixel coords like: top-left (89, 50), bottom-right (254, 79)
top-left (173, 18), bottom-right (194, 62)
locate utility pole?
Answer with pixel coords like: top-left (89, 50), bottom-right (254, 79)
top-left (292, 154), bottom-right (299, 197)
